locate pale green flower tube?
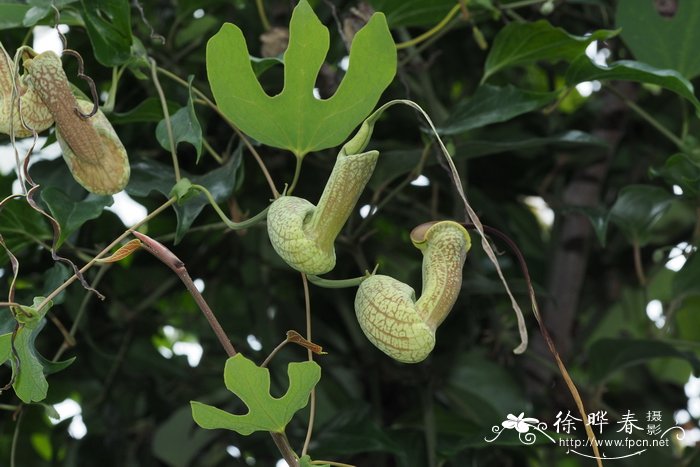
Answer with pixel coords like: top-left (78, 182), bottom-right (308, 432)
top-left (354, 221), bottom-right (471, 363)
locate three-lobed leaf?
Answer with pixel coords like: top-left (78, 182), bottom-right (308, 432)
top-left (206, 0), bottom-right (396, 157)
top-left (191, 353), bottom-right (321, 435)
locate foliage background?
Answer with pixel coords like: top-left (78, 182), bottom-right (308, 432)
top-left (1, 0), bottom-right (700, 466)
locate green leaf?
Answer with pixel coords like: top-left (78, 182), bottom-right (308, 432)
top-left (80, 0), bottom-right (133, 66)
top-left (438, 85), bottom-right (559, 135)
top-left (0, 297), bottom-right (53, 403)
top-left (111, 98), bottom-right (179, 124)
top-left (483, 20), bottom-right (617, 82)
top-left (126, 148), bottom-right (242, 243)
top-left (0, 176), bottom-right (52, 265)
top-left (565, 58), bottom-right (700, 113)
top-left (41, 187), bottom-right (113, 248)
top-left (588, 338), bottom-right (700, 383)
top-left (206, 0), bottom-right (396, 157)
top-left (609, 185), bottom-right (674, 246)
top-left (654, 153), bottom-right (700, 197)
top-left (156, 76), bottom-right (203, 162)
top-left (616, 0), bottom-right (700, 79)
top-left (673, 252), bottom-right (700, 298)
top-left (191, 353), bottom-right (321, 435)
top-left (0, 3), bottom-right (31, 29)
top-left (152, 405), bottom-right (217, 467)
top-left (367, 0), bottom-right (457, 27)
top-left (0, 332), bottom-right (12, 365)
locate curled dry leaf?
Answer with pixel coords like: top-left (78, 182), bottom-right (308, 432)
top-left (23, 51), bottom-right (130, 195)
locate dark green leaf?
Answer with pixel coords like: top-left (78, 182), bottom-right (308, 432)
top-left (369, 131), bottom-right (606, 190)
top-left (0, 297), bottom-right (54, 403)
top-left (483, 20), bottom-right (617, 81)
top-left (250, 56), bottom-right (283, 77)
top-left (206, 0), bottom-right (396, 156)
top-left (22, 5), bottom-right (50, 27)
top-left (0, 177), bottom-right (52, 265)
top-left (439, 85), bottom-right (559, 135)
top-left (565, 58), bottom-right (700, 113)
top-left (80, 0), bottom-right (133, 66)
top-left (0, 3), bottom-right (31, 29)
top-left (609, 185), bottom-right (674, 246)
top-left (191, 353), bottom-right (321, 435)
top-left (673, 252), bottom-right (700, 298)
top-left (616, 0), bottom-right (700, 79)
top-left (367, 0), bottom-right (458, 27)
top-left (111, 98), bottom-right (179, 124)
top-left (156, 76), bottom-right (203, 161)
top-left (588, 338), bottom-right (700, 383)
top-left (126, 148), bottom-right (242, 243)
top-left (654, 153), bottom-right (700, 197)
top-left (41, 187), bottom-right (113, 248)
top-left (152, 405), bottom-right (217, 467)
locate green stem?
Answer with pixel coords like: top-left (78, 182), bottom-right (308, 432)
top-left (501, 0), bottom-right (548, 8)
top-left (301, 273), bottom-right (315, 457)
top-left (10, 410), bottom-right (22, 467)
top-left (256, 0), bottom-right (271, 30)
top-left (287, 156), bottom-right (304, 195)
top-left (307, 273), bottom-right (369, 288)
top-left (149, 58), bottom-right (180, 181)
top-left (607, 84), bottom-right (686, 150)
top-left (396, 4), bottom-right (462, 50)
top-left (633, 240), bottom-right (647, 286)
top-left (190, 184), bottom-right (269, 229)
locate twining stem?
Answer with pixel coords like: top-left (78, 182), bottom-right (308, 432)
top-left (10, 410), bottom-right (22, 467)
top-left (150, 58), bottom-right (180, 181)
top-left (35, 197), bottom-right (177, 312)
top-left (301, 273), bottom-right (315, 457)
top-left (260, 336), bottom-right (291, 368)
top-left (271, 432), bottom-right (298, 467)
top-left (156, 67), bottom-right (279, 198)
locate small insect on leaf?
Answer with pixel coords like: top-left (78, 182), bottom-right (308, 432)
top-left (95, 239), bottom-right (142, 264)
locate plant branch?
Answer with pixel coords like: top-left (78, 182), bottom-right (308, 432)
top-left (132, 231), bottom-right (236, 357)
top-left (396, 4), bottom-right (461, 50)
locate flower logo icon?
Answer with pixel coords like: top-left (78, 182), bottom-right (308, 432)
top-left (502, 412), bottom-right (540, 433)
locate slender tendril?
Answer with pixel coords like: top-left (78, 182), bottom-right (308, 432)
top-left (150, 58), bottom-right (180, 181)
top-left (189, 184), bottom-right (269, 229)
top-left (396, 4), bottom-right (462, 50)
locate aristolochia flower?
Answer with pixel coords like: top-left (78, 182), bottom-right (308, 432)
top-left (502, 413), bottom-right (539, 433)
